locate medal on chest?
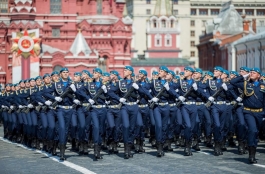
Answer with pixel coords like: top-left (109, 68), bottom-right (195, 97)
top-left (180, 80), bottom-right (188, 92)
top-left (89, 83), bottom-right (96, 95)
top-left (209, 80), bottom-right (217, 91)
top-left (154, 80), bottom-right (162, 92)
top-left (119, 80), bottom-right (128, 93)
top-left (55, 82), bottom-right (63, 95)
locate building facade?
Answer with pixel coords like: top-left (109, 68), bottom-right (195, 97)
top-left (126, 0), bottom-right (265, 67)
top-left (0, 0), bottom-right (133, 83)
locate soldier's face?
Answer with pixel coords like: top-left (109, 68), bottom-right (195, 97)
top-left (61, 71), bottom-right (69, 79)
top-left (20, 82), bottom-right (25, 88)
top-left (6, 86), bottom-right (11, 91)
top-left (138, 73), bottom-right (145, 80)
top-left (110, 74), bottom-right (116, 81)
top-left (102, 76), bottom-right (110, 82)
top-left (184, 70), bottom-right (192, 77)
top-left (82, 73), bottom-right (88, 80)
top-left (15, 86), bottom-right (20, 90)
top-left (193, 72), bottom-right (201, 79)
top-left (214, 70), bottom-right (222, 77)
top-left (93, 72), bottom-right (101, 79)
top-left (25, 82), bottom-right (30, 88)
top-left (240, 70), bottom-right (248, 76)
top-left (221, 73), bottom-right (228, 79)
top-left (250, 71), bottom-right (260, 81)
top-left (74, 75), bottom-right (81, 82)
top-left (124, 69), bottom-right (131, 77)
top-left (36, 79), bottom-right (42, 86)
top-left (152, 75), bottom-right (158, 79)
top-left (30, 81), bottom-right (35, 87)
top-left (230, 74), bottom-right (235, 79)
top-left (166, 73), bottom-right (173, 80)
top-left (52, 74), bottom-right (59, 82)
top-left (44, 77), bottom-right (51, 84)
top-left (11, 86), bottom-right (15, 91)
top-left (159, 70), bottom-right (167, 78)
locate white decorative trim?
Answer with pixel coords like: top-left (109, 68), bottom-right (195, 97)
top-left (65, 63), bottom-right (98, 67)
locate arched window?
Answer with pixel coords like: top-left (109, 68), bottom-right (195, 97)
top-left (165, 34), bottom-right (172, 47)
top-left (171, 20), bottom-right (174, 28)
top-left (153, 20), bottom-right (157, 28)
top-left (155, 34), bottom-right (162, 47)
top-left (161, 19), bottom-right (166, 28)
top-left (53, 65), bottom-right (63, 72)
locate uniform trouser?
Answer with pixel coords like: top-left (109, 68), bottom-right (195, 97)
top-left (135, 106), bottom-right (150, 140)
top-left (149, 109), bottom-right (156, 138)
top-left (211, 104), bottom-right (227, 142)
top-left (39, 111), bottom-right (48, 140)
top-left (56, 108), bottom-right (73, 145)
top-left (196, 105), bottom-right (212, 137)
top-left (106, 107), bottom-right (122, 142)
top-left (76, 107), bottom-right (89, 142)
top-left (244, 110), bottom-right (263, 147)
top-left (21, 113), bottom-right (28, 136)
top-left (234, 106), bottom-right (247, 141)
top-left (181, 104), bottom-right (197, 142)
top-left (10, 112), bottom-right (18, 133)
top-left (8, 112), bottom-right (13, 132)
top-left (88, 107), bottom-right (107, 145)
top-left (224, 105), bottom-right (233, 138)
top-left (121, 104), bottom-right (138, 144)
top-left (153, 104), bottom-right (170, 143)
top-left (47, 109), bottom-right (56, 141)
top-left (30, 110), bottom-right (39, 138)
top-left (17, 112), bottom-right (23, 134)
top-left (26, 112), bottom-right (32, 137)
top-left (167, 106), bottom-right (182, 139)
top-left (2, 111), bottom-right (8, 131)
top-left (70, 110), bottom-right (78, 140)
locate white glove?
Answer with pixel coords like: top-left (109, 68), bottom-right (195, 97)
top-left (101, 85), bottom-right (107, 93)
top-left (236, 97), bottom-right (242, 102)
top-left (192, 83), bottom-right (198, 91)
top-left (70, 84), bottom-right (76, 92)
top-left (208, 96), bottom-right (214, 102)
top-left (1, 105), bottom-right (5, 108)
top-left (105, 100), bottom-right (110, 105)
top-left (55, 97), bottom-right (62, 102)
top-left (164, 82), bottom-right (170, 91)
top-left (38, 102), bottom-right (43, 106)
top-left (175, 89), bottom-right (179, 92)
top-left (151, 97), bottom-right (159, 103)
top-left (178, 96), bottom-right (185, 102)
top-left (132, 83), bottom-right (139, 90)
top-left (119, 98), bottom-right (126, 103)
top-left (45, 101), bottom-right (52, 106)
top-left (243, 73), bottom-right (250, 78)
top-left (10, 106), bottom-right (14, 110)
top-left (73, 99), bottom-right (81, 105)
top-left (88, 99), bottom-right (95, 105)
top-left (136, 100), bottom-right (139, 104)
top-left (175, 98), bottom-right (179, 102)
top-left (28, 104), bottom-right (34, 108)
top-left (222, 83), bottom-right (228, 91)
top-left (19, 105), bottom-right (23, 109)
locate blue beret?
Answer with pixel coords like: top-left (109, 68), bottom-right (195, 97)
top-left (262, 73), bottom-right (265, 77)
top-left (159, 66), bottom-right (169, 73)
top-left (139, 69), bottom-right (147, 76)
top-left (6, 83), bottom-right (12, 87)
top-left (194, 68), bottom-right (203, 74)
top-left (19, 80), bottom-right (24, 84)
top-left (230, 71), bottom-right (239, 76)
top-left (152, 71), bottom-right (158, 75)
top-left (43, 73), bottom-right (51, 79)
top-left (51, 71), bottom-right (59, 76)
top-left (168, 70), bottom-right (175, 77)
top-left (35, 76), bottom-right (42, 81)
top-left (131, 73), bottom-right (135, 77)
top-left (14, 83), bottom-right (19, 87)
top-left (214, 66), bottom-right (223, 72)
top-left (110, 70), bottom-right (119, 76)
top-left (222, 70), bottom-right (229, 76)
top-left (240, 66), bottom-right (250, 72)
top-left (184, 66), bottom-right (194, 73)
top-left (205, 71), bottom-right (214, 77)
top-left (251, 67), bottom-right (261, 74)
top-left (102, 72), bottom-right (110, 77)
top-left (24, 79), bottom-right (30, 83)
top-left (124, 66), bottom-right (134, 73)
top-left (93, 68), bottom-right (102, 74)
top-left (179, 72), bottom-right (184, 75)
top-left (74, 72), bottom-right (81, 76)
top-left (118, 76), bottom-right (123, 80)
top-left (60, 67), bottom-right (69, 73)
top-left (82, 70), bottom-right (91, 76)
top-left (29, 78), bottom-right (35, 81)
top-left (175, 75), bottom-right (180, 79)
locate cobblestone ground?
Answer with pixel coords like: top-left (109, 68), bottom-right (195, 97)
top-left (1, 126), bottom-right (265, 174)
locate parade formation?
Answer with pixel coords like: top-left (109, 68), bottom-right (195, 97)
top-left (0, 65), bottom-right (265, 165)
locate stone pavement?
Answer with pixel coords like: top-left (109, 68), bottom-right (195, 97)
top-left (1, 126), bottom-right (265, 174)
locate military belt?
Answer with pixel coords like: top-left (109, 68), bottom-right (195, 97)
top-left (82, 103), bottom-right (90, 107)
top-left (139, 104), bottom-right (148, 108)
top-left (124, 102), bottom-right (137, 106)
top-left (58, 105), bottom-right (73, 109)
top-left (244, 107), bottom-right (263, 112)
top-left (183, 101), bottom-right (196, 105)
top-left (238, 103), bottom-right (243, 106)
top-left (48, 106), bottom-right (57, 110)
top-left (213, 101), bottom-right (226, 105)
top-left (196, 102), bottom-right (204, 105)
top-left (226, 103), bottom-right (231, 105)
top-left (92, 105), bottom-right (106, 108)
top-left (169, 103), bottom-right (176, 107)
top-left (108, 105), bottom-right (119, 109)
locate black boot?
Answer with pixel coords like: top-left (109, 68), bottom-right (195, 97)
top-left (108, 141), bottom-right (114, 154)
top-left (59, 144), bottom-right (66, 161)
top-left (83, 142), bottom-right (88, 155)
top-left (97, 145), bottom-right (103, 159)
top-left (238, 140), bottom-right (244, 155)
top-left (205, 135), bottom-right (213, 148)
top-left (113, 142), bottom-right (119, 154)
top-left (180, 136), bottom-right (185, 147)
top-left (52, 141), bottom-right (58, 156)
top-left (220, 139), bottom-right (227, 151)
top-left (36, 139), bottom-right (41, 150)
top-left (214, 142), bottom-right (220, 156)
top-left (139, 139), bottom-right (145, 153)
top-left (135, 139), bottom-right (140, 153)
top-left (157, 143), bottom-right (164, 157)
top-left (243, 141), bottom-right (248, 154)
top-left (94, 144), bottom-right (102, 160)
top-left (124, 143), bottom-right (129, 159)
top-left (174, 135), bottom-right (180, 147)
top-left (42, 140), bottom-right (48, 152)
top-left (184, 141), bottom-right (192, 156)
top-left (79, 142), bottom-right (84, 155)
top-left (228, 134), bottom-right (236, 147)
top-left (31, 138), bottom-right (36, 148)
top-left (164, 139), bottom-right (173, 152)
top-left (128, 144), bottom-right (133, 158)
top-left (149, 137), bottom-right (156, 148)
top-left (71, 139), bottom-right (78, 152)
top-left (192, 136), bottom-right (201, 151)
top-left (248, 146), bottom-right (257, 164)
top-left (101, 138), bottom-right (108, 150)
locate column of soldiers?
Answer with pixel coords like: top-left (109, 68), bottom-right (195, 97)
top-left (0, 65), bottom-right (265, 164)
